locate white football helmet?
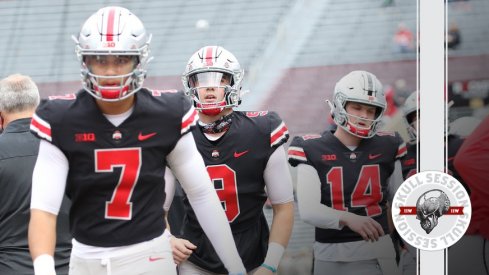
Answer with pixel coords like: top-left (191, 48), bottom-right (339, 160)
top-left (402, 91), bottom-right (418, 141)
top-left (73, 6), bottom-right (152, 101)
top-left (182, 46), bottom-right (244, 116)
top-left (327, 71), bottom-right (386, 138)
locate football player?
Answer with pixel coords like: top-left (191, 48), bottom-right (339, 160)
top-left (28, 7), bottom-right (245, 275)
top-left (288, 71), bottom-right (405, 275)
top-left (172, 46), bottom-right (294, 275)
top-left (401, 91), bottom-right (467, 183)
top-left (453, 114), bottom-right (489, 275)
top-left (397, 91), bottom-right (418, 275)
top-left (399, 92), bottom-right (474, 275)
top-left (400, 91), bottom-right (418, 180)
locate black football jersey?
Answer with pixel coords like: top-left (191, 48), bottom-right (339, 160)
top-left (288, 130), bottom-right (406, 243)
top-left (401, 141), bottom-right (417, 180)
top-left (181, 111), bottom-right (289, 273)
top-left (30, 89), bottom-right (197, 247)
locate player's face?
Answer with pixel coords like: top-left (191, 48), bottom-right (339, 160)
top-left (85, 55), bottom-right (137, 85)
top-left (189, 72), bottom-right (231, 103)
top-left (345, 102), bottom-right (377, 128)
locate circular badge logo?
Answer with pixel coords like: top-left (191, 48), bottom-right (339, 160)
top-left (391, 171), bottom-right (471, 251)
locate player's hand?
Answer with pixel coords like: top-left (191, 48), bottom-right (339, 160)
top-left (252, 266), bottom-right (274, 275)
top-left (340, 212), bottom-right (385, 242)
top-left (169, 236), bottom-right (196, 264)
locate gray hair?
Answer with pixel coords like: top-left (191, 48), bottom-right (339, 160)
top-left (0, 74), bottom-right (40, 113)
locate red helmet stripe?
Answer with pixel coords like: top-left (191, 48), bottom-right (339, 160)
top-left (105, 8), bottom-right (116, 42)
top-left (204, 46), bottom-right (214, 66)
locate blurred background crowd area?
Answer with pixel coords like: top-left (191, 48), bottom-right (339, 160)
top-left (1, 0), bottom-right (488, 273)
top-left (1, 0), bottom-right (488, 138)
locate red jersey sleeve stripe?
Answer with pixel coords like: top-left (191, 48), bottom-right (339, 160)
top-left (181, 106), bottom-right (198, 134)
top-left (288, 146), bottom-right (307, 162)
top-left (396, 142), bottom-right (407, 158)
top-left (30, 114), bottom-right (52, 142)
top-left (271, 122), bottom-right (289, 147)
top-left (288, 147), bottom-right (305, 157)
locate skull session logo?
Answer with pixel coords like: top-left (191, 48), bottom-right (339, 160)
top-left (392, 171), bottom-right (471, 251)
top-left (416, 190), bottom-right (451, 234)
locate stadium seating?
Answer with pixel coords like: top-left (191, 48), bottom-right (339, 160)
top-left (1, 1), bottom-right (488, 266)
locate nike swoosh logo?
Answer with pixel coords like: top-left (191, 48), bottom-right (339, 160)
top-left (368, 153), bottom-right (382, 159)
top-left (138, 132), bottom-right (157, 141)
top-left (234, 150), bottom-right (249, 158)
top-left (148, 256), bottom-right (164, 262)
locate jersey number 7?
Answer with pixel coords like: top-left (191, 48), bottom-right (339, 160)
top-left (326, 165), bottom-right (382, 216)
top-left (95, 148), bottom-right (142, 220)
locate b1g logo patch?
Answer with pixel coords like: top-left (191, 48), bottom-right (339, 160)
top-left (392, 171), bottom-right (471, 251)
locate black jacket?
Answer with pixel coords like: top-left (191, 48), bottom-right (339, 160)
top-left (0, 118), bottom-right (71, 275)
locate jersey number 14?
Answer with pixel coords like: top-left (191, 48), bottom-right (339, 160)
top-left (326, 165), bottom-right (382, 216)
